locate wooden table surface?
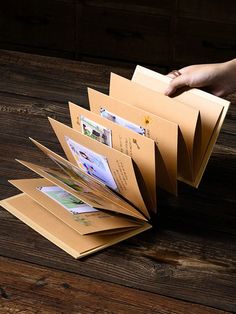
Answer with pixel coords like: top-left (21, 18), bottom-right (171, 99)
top-left (0, 49), bottom-right (235, 314)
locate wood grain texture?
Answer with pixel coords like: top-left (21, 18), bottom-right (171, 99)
top-left (1, 1), bottom-right (236, 68)
top-left (0, 256), bottom-right (229, 314)
top-left (0, 49), bottom-right (235, 313)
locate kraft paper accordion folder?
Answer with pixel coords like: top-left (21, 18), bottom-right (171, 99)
top-left (0, 66), bottom-right (230, 259)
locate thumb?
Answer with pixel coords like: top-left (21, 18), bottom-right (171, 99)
top-left (165, 75), bottom-right (189, 96)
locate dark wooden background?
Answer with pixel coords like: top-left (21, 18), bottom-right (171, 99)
top-left (0, 0), bottom-right (236, 70)
top-left (0, 0), bottom-right (236, 312)
top-left (0, 49), bottom-right (235, 313)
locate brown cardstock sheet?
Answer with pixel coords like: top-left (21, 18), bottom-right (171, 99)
top-left (109, 73), bottom-right (201, 183)
top-left (0, 193), bottom-right (151, 259)
top-left (16, 148), bottom-right (147, 222)
top-left (48, 117), bottom-right (151, 219)
top-left (69, 101), bottom-right (157, 211)
top-left (132, 65), bottom-right (230, 186)
top-left (9, 178), bottom-right (143, 235)
top-left (88, 88), bottom-right (178, 195)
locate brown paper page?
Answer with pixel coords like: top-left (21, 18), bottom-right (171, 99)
top-left (29, 139), bottom-right (147, 220)
top-left (48, 118), bottom-right (151, 219)
top-left (9, 178), bottom-right (142, 235)
top-left (109, 73), bottom-right (200, 182)
top-left (0, 194), bottom-right (151, 259)
top-left (16, 158), bottom-right (146, 221)
top-left (192, 101), bottom-right (230, 187)
top-left (69, 101), bottom-right (157, 211)
top-left (132, 65), bottom-right (228, 184)
top-left (88, 88), bottom-right (178, 195)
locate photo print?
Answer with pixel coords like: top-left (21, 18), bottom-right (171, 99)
top-left (80, 115), bottom-right (112, 147)
top-left (38, 185), bottom-right (98, 214)
top-left (42, 167), bottom-right (106, 207)
top-left (100, 108), bottom-right (146, 136)
top-left (45, 152), bottom-right (123, 205)
top-left (65, 136), bottom-right (118, 190)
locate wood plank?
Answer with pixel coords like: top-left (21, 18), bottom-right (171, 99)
top-left (78, 4), bottom-right (171, 65)
top-left (0, 0), bottom-right (76, 54)
top-left (0, 49), bottom-right (132, 104)
top-left (0, 256), bottom-right (229, 314)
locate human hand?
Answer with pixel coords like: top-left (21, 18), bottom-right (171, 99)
top-left (165, 59), bottom-right (236, 97)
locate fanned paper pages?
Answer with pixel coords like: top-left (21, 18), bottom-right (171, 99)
top-left (88, 88), bottom-right (178, 195)
top-left (69, 101), bottom-right (158, 211)
top-left (109, 73), bottom-right (201, 183)
top-left (0, 65), bottom-right (229, 258)
top-left (132, 65), bottom-right (230, 186)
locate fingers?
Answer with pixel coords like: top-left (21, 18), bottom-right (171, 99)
top-left (165, 75), bottom-right (189, 96)
top-left (167, 70), bottom-right (182, 79)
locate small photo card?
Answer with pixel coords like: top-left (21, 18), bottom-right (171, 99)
top-left (100, 108), bottom-right (146, 136)
top-left (38, 185), bottom-right (98, 214)
top-left (80, 115), bottom-right (112, 147)
top-left (48, 153), bottom-right (100, 186)
top-left (43, 168), bottom-right (107, 207)
top-left (65, 136), bottom-right (118, 191)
